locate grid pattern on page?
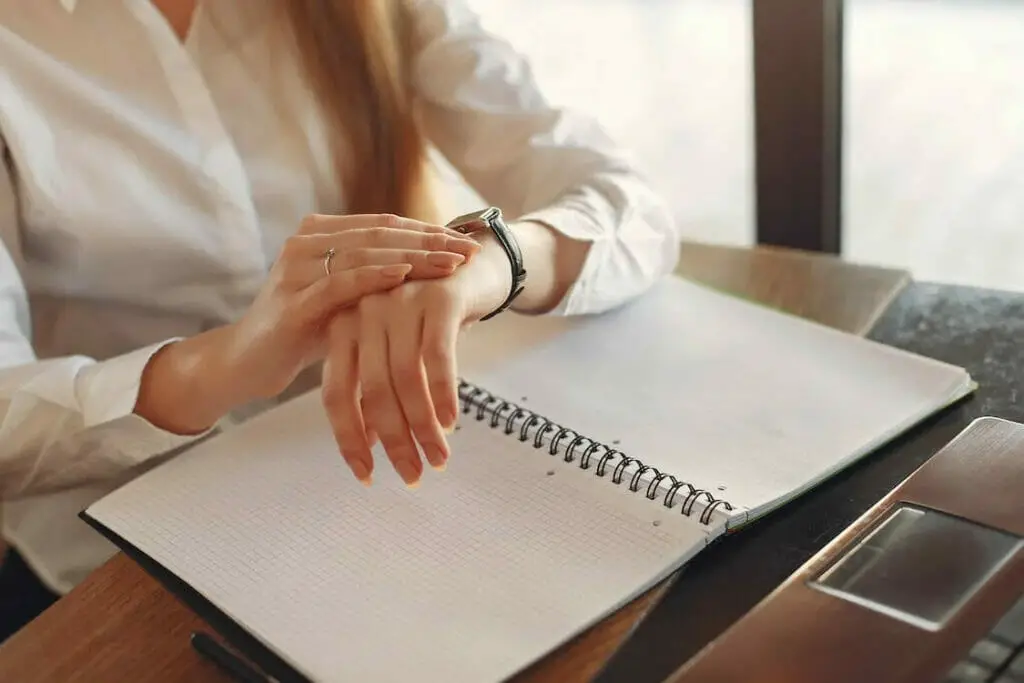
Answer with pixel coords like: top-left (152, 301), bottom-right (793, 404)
top-left (86, 391), bottom-right (711, 683)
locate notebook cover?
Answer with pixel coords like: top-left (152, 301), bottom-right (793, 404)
top-left (78, 509), bottom-right (308, 683)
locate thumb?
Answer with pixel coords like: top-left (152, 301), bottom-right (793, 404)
top-left (298, 264), bottom-right (411, 323)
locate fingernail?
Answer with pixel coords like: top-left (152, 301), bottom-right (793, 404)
top-left (424, 444), bottom-right (448, 471)
top-left (379, 264), bottom-right (412, 279)
top-left (349, 459), bottom-right (373, 486)
top-left (441, 413), bottom-right (457, 434)
top-left (426, 252), bottom-right (465, 267)
top-left (437, 407), bottom-right (457, 433)
top-left (445, 236), bottom-right (480, 253)
top-left (395, 460), bottom-right (422, 488)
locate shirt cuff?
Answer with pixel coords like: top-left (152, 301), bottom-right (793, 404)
top-left (75, 339), bottom-right (215, 465)
top-left (514, 205), bottom-right (609, 317)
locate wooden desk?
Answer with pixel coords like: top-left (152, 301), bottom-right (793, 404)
top-left (0, 242), bottom-right (910, 683)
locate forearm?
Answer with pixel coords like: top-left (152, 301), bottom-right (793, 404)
top-left (134, 325), bottom-right (246, 435)
top-left (0, 336), bottom-right (234, 500)
top-left (504, 220), bottom-right (591, 315)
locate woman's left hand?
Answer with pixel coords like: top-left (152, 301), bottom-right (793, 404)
top-left (320, 229), bottom-right (513, 487)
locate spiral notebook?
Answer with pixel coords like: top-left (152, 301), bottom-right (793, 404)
top-left (81, 277), bottom-right (974, 683)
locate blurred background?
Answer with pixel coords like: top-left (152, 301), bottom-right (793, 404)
top-left (446, 0), bottom-right (1024, 292)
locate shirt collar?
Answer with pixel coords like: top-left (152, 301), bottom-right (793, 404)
top-left (59, 0), bottom-right (78, 13)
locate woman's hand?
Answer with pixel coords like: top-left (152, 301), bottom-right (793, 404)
top-left (225, 216), bottom-right (482, 404)
top-left (320, 227), bottom-right (514, 487)
top-left (134, 215), bottom-right (480, 436)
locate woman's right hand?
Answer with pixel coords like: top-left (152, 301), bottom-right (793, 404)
top-left (134, 214), bottom-right (480, 436)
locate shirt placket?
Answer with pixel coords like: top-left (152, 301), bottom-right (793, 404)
top-left (125, 0), bottom-right (267, 316)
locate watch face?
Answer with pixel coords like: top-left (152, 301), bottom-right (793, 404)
top-left (445, 207), bottom-right (501, 231)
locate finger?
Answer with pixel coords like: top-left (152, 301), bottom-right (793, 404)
top-left (356, 389), bottom-right (380, 448)
top-left (335, 248), bottom-right (465, 281)
top-left (389, 312), bottom-right (450, 472)
top-left (305, 229), bottom-right (481, 262)
top-left (421, 294), bottom-right (460, 435)
top-left (299, 212), bottom-right (469, 239)
top-left (360, 395), bottom-right (379, 449)
top-left (359, 298), bottom-right (424, 488)
top-left (297, 264), bottom-right (411, 325)
top-left (321, 323), bottom-right (374, 485)
top-left (279, 235), bottom-right (470, 290)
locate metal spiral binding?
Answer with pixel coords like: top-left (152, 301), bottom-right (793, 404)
top-left (458, 380), bottom-right (735, 526)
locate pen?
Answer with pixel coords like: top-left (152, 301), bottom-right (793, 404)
top-left (190, 630), bottom-right (276, 683)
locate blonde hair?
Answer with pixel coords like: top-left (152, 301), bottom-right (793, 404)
top-left (284, 0), bottom-right (440, 223)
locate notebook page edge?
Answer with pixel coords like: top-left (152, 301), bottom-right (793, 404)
top-left (500, 530), bottom-right (718, 681)
top-left (726, 371), bottom-right (975, 531)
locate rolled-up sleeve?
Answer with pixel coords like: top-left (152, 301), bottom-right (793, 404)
top-left (0, 143), bottom-right (206, 501)
top-left (406, 0), bottom-right (681, 315)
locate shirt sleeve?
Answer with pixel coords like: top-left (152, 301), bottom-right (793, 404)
top-left (0, 142), bottom-right (207, 501)
top-left (405, 0), bottom-right (682, 316)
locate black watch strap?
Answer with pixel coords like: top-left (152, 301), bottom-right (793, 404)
top-left (445, 207), bottom-right (527, 320)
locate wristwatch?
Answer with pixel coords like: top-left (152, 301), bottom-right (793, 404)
top-left (446, 207), bottom-right (527, 320)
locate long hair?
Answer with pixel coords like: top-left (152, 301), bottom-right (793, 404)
top-left (284, 0), bottom-right (439, 222)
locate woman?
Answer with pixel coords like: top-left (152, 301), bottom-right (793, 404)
top-left (0, 0), bottom-right (678, 639)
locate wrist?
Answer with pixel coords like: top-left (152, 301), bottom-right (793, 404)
top-left (463, 229), bottom-right (514, 321)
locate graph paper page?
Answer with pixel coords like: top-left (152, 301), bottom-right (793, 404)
top-left (86, 391), bottom-right (711, 683)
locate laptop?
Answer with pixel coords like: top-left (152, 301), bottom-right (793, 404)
top-left (668, 416), bottom-right (1024, 683)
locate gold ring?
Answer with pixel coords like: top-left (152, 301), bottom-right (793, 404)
top-left (322, 248), bottom-right (336, 276)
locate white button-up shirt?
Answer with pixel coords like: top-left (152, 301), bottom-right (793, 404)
top-left (0, 0), bottom-right (678, 594)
